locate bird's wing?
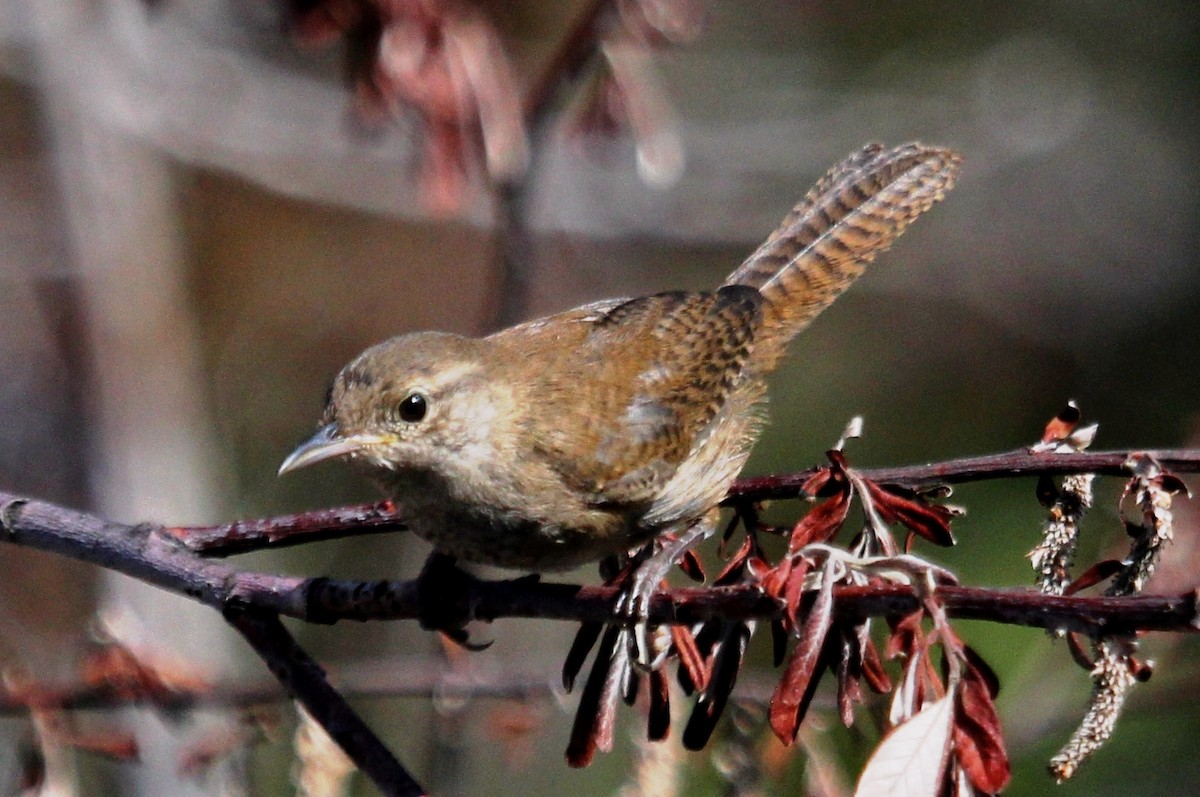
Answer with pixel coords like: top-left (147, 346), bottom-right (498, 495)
top-left (527, 286), bottom-right (762, 508)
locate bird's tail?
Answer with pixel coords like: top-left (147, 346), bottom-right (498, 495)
top-left (723, 142), bottom-right (960, 371)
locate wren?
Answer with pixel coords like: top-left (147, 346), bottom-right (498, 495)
top-left (280, 143), bottom-right (959, 630)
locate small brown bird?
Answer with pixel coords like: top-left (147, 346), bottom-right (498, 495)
top-left (280, 143), bottom-right (959, 626)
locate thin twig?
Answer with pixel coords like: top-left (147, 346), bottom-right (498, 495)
top-left (170, 448), bottom-right (1200, 556)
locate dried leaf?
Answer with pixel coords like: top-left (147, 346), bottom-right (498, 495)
top-left (865, 482), bottom-right (956, 547)
top-left (671, 625), bottom-right (709, 693)
top-left (788, 485), bottom-right (854, 552)
top-left (682, 621), bottom-right (752, 750)
top-left (862, 637), bottom-right (893, 694)
top-left (952, 660), bottom-right (1010, 793)
top-left (678, 549), bottom-right (706, 581)
top-left (836, 625), bottom-right (863, 727)
top-left (855, 693), bottom-right (953, 797)
top-left (1064, 560), bottom-right (1124, 596)
top-left (1044, 402), bottom-right (1080, 440)
top-left (769, 564), bottom-right (836, 743)
top-left (800, 466), bottom-right (834, 497)
top-left (648, 668), bottom-right (671, 741)
top-left (1066, 632), bottom-right (1095, 671)
top-left (566, 627), bottom-right (624, 767)
top-left (1035, 474), bottom-right (1060, 508)
top-left (961, 647), bottom-right (1000, 699)
top-left (562, 622), bottom-right (603, 691)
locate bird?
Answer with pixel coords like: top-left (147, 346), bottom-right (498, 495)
top-left (279, 142), bottom-right (960, 643)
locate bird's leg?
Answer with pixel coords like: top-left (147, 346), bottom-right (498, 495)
top-left (617, 511), bottom-right (719, 668)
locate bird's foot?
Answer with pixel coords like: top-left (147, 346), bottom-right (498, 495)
top-left (615, 515), bottom-right (717, 669)
top-left (416, 552), bottom-right (492, 651)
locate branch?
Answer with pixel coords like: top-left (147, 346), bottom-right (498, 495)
top-left (225, 609), bottom-right (426, 797)
top-left (169, 447), bottom-right (1200, 556)
top-left (2, 488), bottom-right (1197, 635)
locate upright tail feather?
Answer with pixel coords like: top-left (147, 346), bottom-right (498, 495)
top-left (724, 143), bottom-right (960, 371)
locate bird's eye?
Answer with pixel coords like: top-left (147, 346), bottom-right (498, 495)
top-left (397, 392), bottom-right (428, 423)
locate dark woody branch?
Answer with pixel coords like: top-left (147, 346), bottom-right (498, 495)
top-left (170, 447), bottom-right (1200, 556)
top-left (2, 442), bottom-right (1197, 795)
top-left (3, 486), bottom-right (1198, 635)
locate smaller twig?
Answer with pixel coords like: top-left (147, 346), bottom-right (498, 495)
top-left (174, 448), bottom-right (1200, 557)
top-left (225, 608), bottom-right (427, 797)
top-left (730, 448), bottom-right (1200, 502)
top-left (166, 500), bottom-right (408, 556)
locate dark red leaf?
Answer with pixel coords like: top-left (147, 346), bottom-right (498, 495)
top-left (671, 626), bottom-right (709, 693)
top-left (836, 625), bottom-right (862, 727)
top-left (1065, 632), bottom-right (1095, 671)
top-left (562, 622), bottom-right (603, 692)
top-left (787, 486), bottom-right (853, 552)
top-left (1159, 473), bottom-right (1191, 496)
top-left (862, 637), bottom-right (893, 694)
top-left (1129, 656), bottom-right (1154, 682)
top-left (952, 659), bottom-right (1011, 793)
top-left (1040, 402), bottom-right (1081, 444)
top-left (866, 482), bottom-right (956, 547)
top-left (769, 566), bottom-right (836, 743)
top-left (962, 646), bottom-right (1000, 699)
top-left (54, 725), bottom-right (139, 762)
top-left (678, 549), bottom-right (706, 582)
top-left (713, 536), bottom-right (753, 585)
top-left (648, 669), bottom-right (671, 741)
top-left (1064, 560), bottom-right (1125, 596)
top-left (885, 611), bottom-right (925, 661)
top-left (1035, 474), bottom-right (1060, 508)
top-left (800, 466), bottom-right (833, 496)
top-left (683, 622), bottom-right (751, 750)
top-left (565, 627), bottom-right (622, 767)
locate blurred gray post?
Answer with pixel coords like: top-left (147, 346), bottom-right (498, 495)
top-left (27, 1), bottom-right (235, 794)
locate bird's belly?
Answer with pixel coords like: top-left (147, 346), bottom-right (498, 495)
top-left (410, 507), bottom-right (640, 571)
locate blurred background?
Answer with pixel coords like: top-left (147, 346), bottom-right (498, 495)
top-left (0, 0), bottom-right (1197, 794)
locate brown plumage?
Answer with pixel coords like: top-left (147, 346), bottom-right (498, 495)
top-left (280, 143), bottom-right (960, 572)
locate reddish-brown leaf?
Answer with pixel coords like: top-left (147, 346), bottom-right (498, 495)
top-left (1156, 472), bottom-right (1191, 497)
top-left (562, 622), bottom-right (603, 692)
top-left (788, 485), bottom-right (853, 552)
top-left (1064, 560), bottom-right (1125, 596)
top-left (1040, 402), bottom-right (1081, 444)
top-left (683, 622), bottom-right (751, 750)
top-left (648, 668), bottom-right (671, 742)
top-left (769, 565), bottom-right (836, 743)
top-left (885, 611), bottom-right (925, 661)
top-left (1065, 632), bottom-right (1095, 671)
top-left (1035, 474), bottom-right (1060, 508)
top-left (800, 466), bottom-right (834, 496)
top-left (565, 627), bottom-right (623, 767)
top-left (678, 549), bottom-right (706, 582)
top-left (865, 482), bottom-right (955, 547)
top-left (952, 660), bottom-right (1010, 793)
top-left (671, 625), bottom-right (709, 693)
top-left (961, 646), bottom-right (1000, 699)
top-left (56, 726), bottom-right (139, 762)
top-left (713, 535), bottom-right (753, 584)
top-left (862, 637), bottom-right (893, 694)
top-left (836, 626), bottom-right (863, 727)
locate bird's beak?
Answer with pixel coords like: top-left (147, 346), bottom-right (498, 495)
top-left (278, 424), bottom-right (386, 476)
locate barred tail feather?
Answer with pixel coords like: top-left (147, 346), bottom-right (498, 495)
top-left (724, 142), bottom-right (960, 369)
